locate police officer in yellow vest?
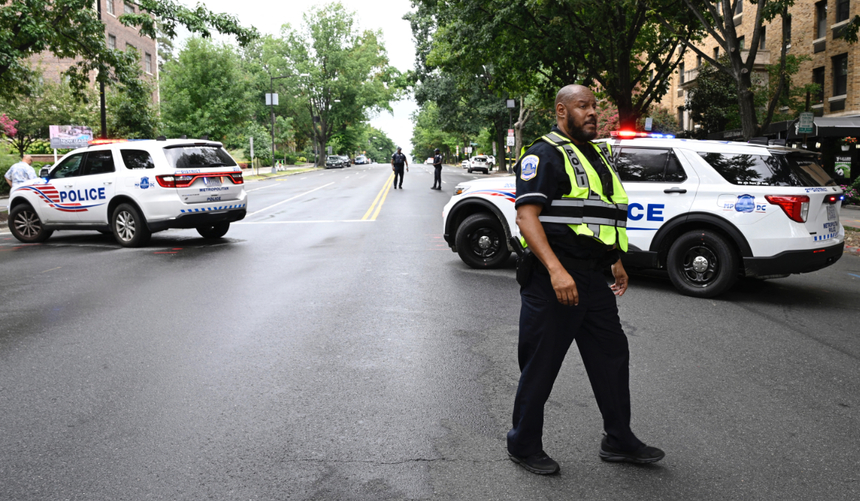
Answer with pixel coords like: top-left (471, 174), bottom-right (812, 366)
top-left (506, 85), bottom-right (664, 475)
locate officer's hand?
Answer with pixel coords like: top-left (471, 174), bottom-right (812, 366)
top-left (550, 269), bottom-right (579, 306)
top-left (611, 261), bottom-right (629, 297)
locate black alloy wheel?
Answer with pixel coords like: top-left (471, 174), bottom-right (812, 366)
top-left (455, 213), bottom-right (511, 269)
top-left (667, 229), bottom-right (738, 298)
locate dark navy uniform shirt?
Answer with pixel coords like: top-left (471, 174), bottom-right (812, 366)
top-left (433, 154), bottom-right (443, 167)
top-left (514, 126), bottom-right (619, 263)
top-left (392, 152), bottom-right (407, 167)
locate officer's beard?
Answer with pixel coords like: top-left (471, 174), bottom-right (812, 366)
top-left (566, 115), bottom-right (598, 143)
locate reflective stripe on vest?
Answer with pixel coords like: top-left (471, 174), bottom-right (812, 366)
top-left (529, 134), bottom-right (629, 251)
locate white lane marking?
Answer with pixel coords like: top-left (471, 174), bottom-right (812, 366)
top-left (246, 184), bottom-right (278, 192)
top-left (236, 220), bottom-right (373, 224)
top-left (246, 182), bottom-right (335, 216)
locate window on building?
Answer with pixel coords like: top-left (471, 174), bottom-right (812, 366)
top-left (837, 0), bottom-right (850, 22)
top-left (816, 1), bottom-right (828, 38)
top-left (696, 55), bottom-right (702, 67)
top-left (107, 34), bottom-right (116, 50)
top-left (833, 53), bottom-right (848, 96)
top-left (713, 47), bottom-right (719, 59)
top-left (679, 62), bottom-right (685, 84)
top-left (124, 2), bottom-right (135, 14)
top-left (759, 27), bottom-right (766, 49)
top-left (106, 0), bottom-right (114, 15)
top-left (735, 0), bottom-right (743, 15)
top-left (145, 53), bottom-right (152, 73)
top-left (677, 107), bottom-right (684, 130)
top-left (784, 15), bottom-right (792, 49)
top-left (813, 67), bottom-right (826, 104)
top-left (127, 43), bottom-right (136, 53)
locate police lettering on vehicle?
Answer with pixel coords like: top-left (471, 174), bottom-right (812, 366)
top-left (627, 203), bottom-right (664, 221)
top-left (59, 187), bottom-right (106, 203)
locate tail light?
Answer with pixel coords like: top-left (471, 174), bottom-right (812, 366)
top-left (155, 175), bottom-right (193, 188)
top-left (765, 195), bottom-right (809, 223)
top-left (230, 172), bottom-right (244, 184)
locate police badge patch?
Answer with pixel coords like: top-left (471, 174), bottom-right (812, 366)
top-left (520, 155), bottom-right (539, 181)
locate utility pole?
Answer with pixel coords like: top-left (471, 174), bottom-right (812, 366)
top-left (97, 0), bottom-right (107, 138)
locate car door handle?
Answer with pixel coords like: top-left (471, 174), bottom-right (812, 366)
top-left (64, 184), bottom-right (73, 188)
top-left (104, 181), bottom-right (113, 185)
top-left (664, 187), bottom-right (687, 194)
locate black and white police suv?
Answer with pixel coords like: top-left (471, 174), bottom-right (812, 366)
top-left (442, 133), bottom-right (845, 298)
top-left (7, 138), bottom-right (247, 247)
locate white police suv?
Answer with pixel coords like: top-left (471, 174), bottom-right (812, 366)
top-left (442, 134), bottom-right (845, 298)
top-left (7, 138), bottom-right (247, 247)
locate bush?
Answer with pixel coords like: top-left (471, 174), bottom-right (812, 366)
top-left (298, 156), bottom-right (307, 163)
top-left (842, 184), bottom-right (860, 205)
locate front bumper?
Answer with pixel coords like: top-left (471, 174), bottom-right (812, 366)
top-left (742, 241), bottom-right (844, 277)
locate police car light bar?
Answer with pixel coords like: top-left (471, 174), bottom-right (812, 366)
top-left (88, 138), bottom-right (129, 145)
top-left (609, 131), bottom-right (675, 139)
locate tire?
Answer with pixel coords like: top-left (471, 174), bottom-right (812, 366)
top-left (667, 229), bottom-right (738, 298)
top-left (196, 221), bottom-right (230, 239)
top-left (455, 213), bottom-right (511, 269)
top-left (8, 204), bottom-right (53, 243)
top-left (111, 203), bottom-right (151, 248)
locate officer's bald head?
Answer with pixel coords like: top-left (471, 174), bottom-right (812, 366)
top-left (555, 85), bottom-right (593, 109)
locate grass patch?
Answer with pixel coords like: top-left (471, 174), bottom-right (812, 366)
top-left (243, 166), bottom-right (320, 181)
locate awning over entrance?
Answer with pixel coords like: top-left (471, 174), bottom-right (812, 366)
top-left (812, 116), bottom-right (860, 137)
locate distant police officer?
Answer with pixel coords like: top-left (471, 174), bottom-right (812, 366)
top-left (391, 147), bottom-right (408, 189)
top-left (507, 84), bottom-right (664, 475)
top-left (431, 148), bottom-right (443, 190)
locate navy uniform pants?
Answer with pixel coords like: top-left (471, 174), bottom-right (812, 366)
top-left (433, 165), bottom-right (442, 188)
top-left (393, 165), bottom-right (405, 187)
top-left (507, 267), bottom-right (644, 457)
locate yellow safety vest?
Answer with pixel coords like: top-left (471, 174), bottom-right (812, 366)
top-left (520, 132), bottom-right (629, 251)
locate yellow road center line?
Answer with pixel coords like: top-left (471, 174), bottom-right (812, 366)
top-left (370, 178), bottom-right (394, 221)
top-left (362, 173), bottom-right (394, 220)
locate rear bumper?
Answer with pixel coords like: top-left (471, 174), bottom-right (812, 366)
top-left (742, 241), bottom-right (844, 277)
top-left (148, 208), bottom-right (246, 232)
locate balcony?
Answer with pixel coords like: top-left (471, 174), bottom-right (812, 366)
top-left (679, 50), bottom-right (770, 89)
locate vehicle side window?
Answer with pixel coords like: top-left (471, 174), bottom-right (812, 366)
top-left (664, 152), bottom-right (687, 182)
top-left (51, 154), bottom-right (84, 179)
top-left (121, 149), bottom-right (155, 169)
top-left (82, 150), bottom-right (115, 175)
top-left (615, 147), bottom-right (671, 182)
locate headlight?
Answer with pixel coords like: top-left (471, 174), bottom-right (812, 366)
top-left (454, 184), bottom-right (468, 195)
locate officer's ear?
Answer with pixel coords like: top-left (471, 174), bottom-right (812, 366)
top-left (555, 102), bottom-right (567, 121)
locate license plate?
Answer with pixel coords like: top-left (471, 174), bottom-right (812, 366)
top-left (201, 176), bottom-right (222, 187)
top-left (826, 205), bottom-right (836, 221)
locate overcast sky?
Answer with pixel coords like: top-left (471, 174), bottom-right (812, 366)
top-left (185, 0), bottom-right (418, 156)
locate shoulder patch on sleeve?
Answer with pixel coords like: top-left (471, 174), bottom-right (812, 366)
top-left (520, 155), bottom-right (539, 181)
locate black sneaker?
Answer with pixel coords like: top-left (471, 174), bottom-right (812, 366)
top-left (508, 450), bottom-right (560, 475)
top-left (599, 436), bottom-right (665, 464)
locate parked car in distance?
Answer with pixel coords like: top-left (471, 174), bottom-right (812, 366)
top-left (325, 155), bottom-right (345, 168)
top-left (461, 159), bottom-right (470, 169)
top-left (339, 155), bottom-right (352, 167)
top-left (468, 155), bottom-right (490, 174)
top-left (354, 155), bottom-right (368, 164)
top-left (425, 157), bottom-right (434, 164)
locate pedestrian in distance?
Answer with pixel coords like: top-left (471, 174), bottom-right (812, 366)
top-left (507, 84), bottom-right (664, 475)
top-left (391, 147), bottom-right (408, 189)
top-left (4, 154), bottom-right (36, 190)
top-left (431, 148), bottom-right (443, 190)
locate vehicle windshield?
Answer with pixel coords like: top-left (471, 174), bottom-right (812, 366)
top-left (698, 151), bottom-right (835, 186)
top-left (163, 145), bottom-right (237, 169)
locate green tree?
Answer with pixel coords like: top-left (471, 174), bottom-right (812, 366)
top-left (1, 78), bottom-right (98, 156)
top-left (418, 0), bottom-right (702, 131)
top-left (106, 50), bottom-right (161, 139)
top-left (659, 0), bottom-right (800, 140)
top-left (274, 2), bottom-right (402, 166)
top-left (0, 0), bottom-right (257, 102)
top-left (160, 37), bottom-right (254, 143)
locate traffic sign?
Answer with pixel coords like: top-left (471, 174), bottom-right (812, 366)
top-left (798, 112), bottom-right (814, 134)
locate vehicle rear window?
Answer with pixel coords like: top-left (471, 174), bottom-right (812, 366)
top-left (120, 149), bottom-right (155, 169)
top-left (163, 146), bottom-right (237, 169)
top-left (699, 152), bottom-right (834, 186)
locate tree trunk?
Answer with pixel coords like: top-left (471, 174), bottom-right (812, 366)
top-left (737, 74), bottom-right (759, 140)
top-left (495, 121), bottom-right (506, 172)
top-left (513, 96), bottom-right (533, 167)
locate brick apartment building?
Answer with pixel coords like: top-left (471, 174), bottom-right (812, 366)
top-left (29, 0), bottom-right (158, 102)
top-left (663, 1), bottom-right (860, 180)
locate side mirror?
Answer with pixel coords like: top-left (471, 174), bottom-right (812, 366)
top-left (39, 167), bottom-right (50, 178)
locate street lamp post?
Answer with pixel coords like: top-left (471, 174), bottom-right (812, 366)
top-left (506, 99), bottom-right (516, 171)
top-left (266, 71), bottom-right (292, 174)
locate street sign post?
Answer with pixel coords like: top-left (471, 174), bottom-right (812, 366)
top-left (798, 112), bottom-right (814, 134)
top-left (507, 129), bottom-right (515, 147)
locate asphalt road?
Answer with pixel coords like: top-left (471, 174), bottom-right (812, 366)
top-left (1, 163), bottom-right (859, 500)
